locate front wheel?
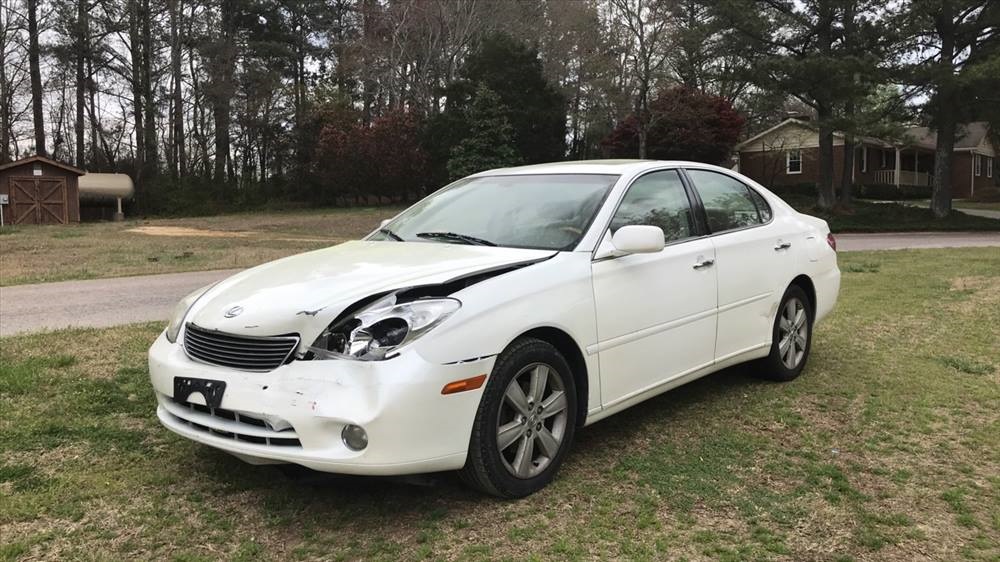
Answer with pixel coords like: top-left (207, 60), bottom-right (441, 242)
top-left (754, 285), bottom-right (813, 381)
top-left (460, 337), bottom-right (577, 498)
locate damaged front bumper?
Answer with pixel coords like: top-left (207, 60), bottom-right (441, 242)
top-left (148, 331), bottom-right (495, 475)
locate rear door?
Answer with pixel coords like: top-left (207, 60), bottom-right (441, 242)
top-left (591, 169), bottom-right (718, 407)
top-left (683, 168), bottom-right (797, 361)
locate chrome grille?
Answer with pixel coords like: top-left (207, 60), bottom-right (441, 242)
top-left (183, 323), bottom-right (299, 372)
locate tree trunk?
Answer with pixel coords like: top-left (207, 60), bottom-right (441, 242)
top-left (361, 0), bottom-right (377, 125)
top-left (932, 107), bottom-right (956, 218)
top-left (141, 0), bottom-right (158, 176)
top-left (129, 0), bottom-right (144, 179)
top-left (169, 0), bottom-right (185, 178)
top-left (816, 105), bottom-right (836, 209)
top-left (840, 138), bottom-right (854, 208)
top-left (212, 0), bottom-right (236, 186)
top-left (75, 0), bottom-right (87, 167)
top-left (86, 56), bottom-right (104, 168)
top-left (636, 79), bottom-right (648, 159)
top-left (28, 0), bottom-right (46, 156)
top-left (931, 9), bottom-right (957, 219)
top-left (814, 0), bottom-right (836, 209)
top-left (0, 43), bottom-right (9, 163)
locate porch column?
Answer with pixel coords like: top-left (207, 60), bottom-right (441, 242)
top-left (893, 146), bottom-right (903, 189)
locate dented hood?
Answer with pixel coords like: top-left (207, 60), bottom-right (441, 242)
top-left (186, 240), bottom-right (555, 342)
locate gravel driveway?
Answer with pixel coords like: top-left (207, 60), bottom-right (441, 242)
top-left (2, 232), bottom-right (999, 336)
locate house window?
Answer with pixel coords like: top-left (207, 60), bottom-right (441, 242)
top-left (786, 150), bottom-right (802, 174)
top-left (860, 146), bottom-right (867, 172)
top-left (881, 150), bottom-right (889, 169)
top-left (974, 154), bottom-right (982, 177)
top-left (988, 157), bottom-right (994, 179)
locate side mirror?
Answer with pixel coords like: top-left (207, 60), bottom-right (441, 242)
top-left (379, 219), bottom-right (391, 228)
top-left (611, 225), bottom-right (665, 254)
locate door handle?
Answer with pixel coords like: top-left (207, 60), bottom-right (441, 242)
top-left (693, 259), bottom-right (715, 270)
top-left (774, 242), bottom-right (792, 251)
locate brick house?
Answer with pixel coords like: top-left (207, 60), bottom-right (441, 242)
top-left (735, 119), bottom-right (997, 198)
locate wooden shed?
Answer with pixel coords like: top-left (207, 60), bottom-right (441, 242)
top-left (0, 156), bottom-right (84, 225)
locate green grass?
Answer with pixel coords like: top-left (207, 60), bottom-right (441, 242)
top-left (913, 199), bottom-right (1000, 213)
top-left (780, 194), bottom-right (1000, 232)
top-left (1, 248), bottom-right (999, 560)
top-left (954, 201), bottom-right (1000, 212)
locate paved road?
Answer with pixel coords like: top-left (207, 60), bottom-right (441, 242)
top-left (2, 232), bottom-right (999, 336)
top-left (835, 231), bottom-right (1000, 251)
top-left (0, 269), bottom-right (239, 337)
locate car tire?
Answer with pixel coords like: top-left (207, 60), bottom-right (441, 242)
top-left (753, 284), bottom-right (813, 382)
top-left (459, 337), bottom-right (577, 498)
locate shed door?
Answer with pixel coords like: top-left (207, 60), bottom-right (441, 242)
top-left (9, 177), bottom-right (68, 225)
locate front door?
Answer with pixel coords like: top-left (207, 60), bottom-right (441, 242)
top-left (592, 169), bottom-right (718, 408)
top-left (10, 177), bottom-right (68, 225)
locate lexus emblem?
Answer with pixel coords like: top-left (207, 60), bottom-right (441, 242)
top-left (224, 305), bottom-right (244, 318)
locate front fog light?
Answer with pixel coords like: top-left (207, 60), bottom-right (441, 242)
top-left (342, 424), bottom-right (368, 451)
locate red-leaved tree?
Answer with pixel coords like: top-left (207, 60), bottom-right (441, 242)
top-left (315, 107), bottom-right (427, 204)
top-left (602, 87), bottom-right (745, 165)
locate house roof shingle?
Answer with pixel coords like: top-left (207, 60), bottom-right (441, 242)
top-left (902, 122), bottom-right (990, 150)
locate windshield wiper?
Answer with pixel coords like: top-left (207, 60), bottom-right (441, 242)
top-left (415, 231), bottom-right (496, 246)
top-left (378, 228), bottom-right (403, 241)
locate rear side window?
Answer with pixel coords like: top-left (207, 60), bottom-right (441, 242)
top-left (747, 188), bottom-right (773, 222)
top-left (610, 170), bottom-right (695, 243)
top-left (687, 169), bottom-right (766, 232)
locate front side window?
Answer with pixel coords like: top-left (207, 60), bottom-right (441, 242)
top-left (786, 150), bottom-right (802, 174)
top-left (860, 146), bottom-right (867, 172)
top-left (375, 174), bottom-right (618, 251)
top-left (687, 169), bottom-right (764, 233)
top-left (974, 154), bottom-right (982, 176)
top-left (988, 157), bottom-right (994, 178)
top-left (610, 170), bottom-right (694, 243)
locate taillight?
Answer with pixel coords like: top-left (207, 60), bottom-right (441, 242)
top-left (826, 232), bottom-right (837, 251)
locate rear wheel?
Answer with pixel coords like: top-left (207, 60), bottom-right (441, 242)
top-left (460, 337), bottom-right (577, 498)
top-left (754, 285), bottom-right (813, 381)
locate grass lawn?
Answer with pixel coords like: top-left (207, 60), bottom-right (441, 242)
top-left (2, 247), bottom-right (998, 561)
top-left (911, 200), bottom-right (1000, 213)
top-left (2, 198), bottom-right (998, 287)
top-left (952, 201), bottom-right (1000, 212)
top-left (0, 207), bottom-right (400, 286)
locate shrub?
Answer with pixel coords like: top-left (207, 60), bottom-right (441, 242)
top-left (855, 183), bottom-right (932, 200)
top-left (970, 186), bottom-right (1000, 202)
top-left (602, 86), bottom-right (745, 164)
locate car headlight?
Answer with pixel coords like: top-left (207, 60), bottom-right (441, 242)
top-left (165, 284), bottom-right (214, 343)
top-left (308, 294), bottom-right (460, 361)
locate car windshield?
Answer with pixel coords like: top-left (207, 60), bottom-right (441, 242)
top-left (372, 174), bottom-right (619, 250)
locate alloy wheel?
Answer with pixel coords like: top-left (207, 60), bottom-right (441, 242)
top-left (496, 362), bottom-right (569, 479)
top-left (778, 297), bottom-right (808, 369)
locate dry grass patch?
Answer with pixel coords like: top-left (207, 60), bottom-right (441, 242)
top-left (0, 207), bottom-right (401, 286)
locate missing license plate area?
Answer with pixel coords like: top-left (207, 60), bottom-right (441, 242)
top-left (173, 377), bottom-right (227, 408)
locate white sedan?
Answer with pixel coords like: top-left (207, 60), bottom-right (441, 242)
top-left (149, 160), bottom-right (839, 497)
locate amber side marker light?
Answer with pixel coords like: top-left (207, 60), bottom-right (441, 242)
top-left (441, 374), bottom-right (488, 395)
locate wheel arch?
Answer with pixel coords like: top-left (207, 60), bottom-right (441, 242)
top-left (789, 274), bottom-right (816, 317)
top-left (515, 326), bottom-right (589, 428)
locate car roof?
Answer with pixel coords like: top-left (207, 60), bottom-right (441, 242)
top-left (475, 159), bottom-right (732, 177)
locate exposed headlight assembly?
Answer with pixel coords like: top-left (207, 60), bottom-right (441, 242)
top-left (165, 284), bottom-right (215, 343)
top-left (308, 294), bottom-right (460, 361)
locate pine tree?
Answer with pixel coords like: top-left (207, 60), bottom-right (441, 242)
top-left (446, 86), bottom-right (520, 180)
